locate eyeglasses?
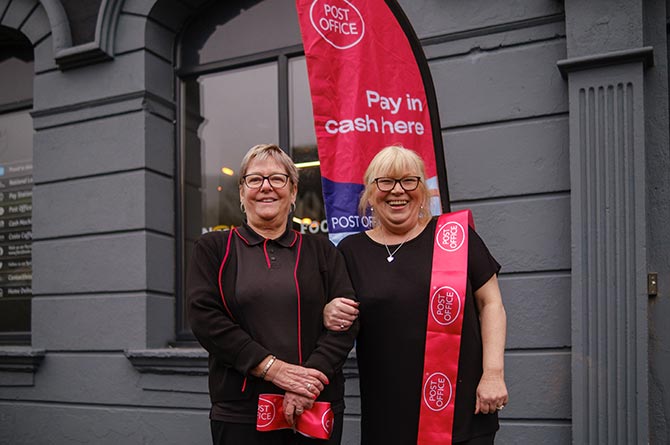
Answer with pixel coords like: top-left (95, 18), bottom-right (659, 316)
top-left (242, 173), bottom-right (290, 189)
top-left (373, 176), bottom-right (421, 192)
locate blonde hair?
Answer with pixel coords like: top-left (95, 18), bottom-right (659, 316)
top-left (359, 145), bottom-right (432, 226)
top-left (239, 144), bottom-right (299, 187)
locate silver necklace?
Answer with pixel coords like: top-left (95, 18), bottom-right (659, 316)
top-left (381, 227), bottom-right (413, 262)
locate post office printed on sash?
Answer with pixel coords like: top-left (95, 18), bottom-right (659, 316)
top-left (435, 220), bottom-right (466, 252)
top-left (309, 0), bottom-right (365, 49)
top-left (257, 396), bottom-right (277, 428)
top-left (430, 285), bottom-right (462, 326)
top-left (423, 372), bottom-right (453, 412)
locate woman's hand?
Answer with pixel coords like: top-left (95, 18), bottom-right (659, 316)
top-left (323, 297), bottom-right (359, 331)
top-left (474, 370), bottom-right (509, 414)
top-left (282, 392), bottom-right (314, 426)
top-left (473, 274), bottom-right (508, 415)
top-left (266, 359), bottom-right (329, 399)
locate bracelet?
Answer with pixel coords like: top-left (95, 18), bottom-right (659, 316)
top-left (260, 355), bottom-right (276, 380)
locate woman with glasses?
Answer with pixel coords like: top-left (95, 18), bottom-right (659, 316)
top-left (188, 144), bottom-right (358, 445)
top-left (324, 145), bottom-right (508, 444)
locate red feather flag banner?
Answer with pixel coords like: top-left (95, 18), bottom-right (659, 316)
top-left (295, 0), bottom-right (450, 244)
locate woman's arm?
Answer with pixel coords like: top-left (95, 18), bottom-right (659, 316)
top-left (473, 274), bottom-right (509, 414)
top-left (302, 240), bottom-right (359, 379)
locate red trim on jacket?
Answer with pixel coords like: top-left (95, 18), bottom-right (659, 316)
top-left (234, 228), bottom-right (250, 245)
top-left (294, 231), bottom-right (304, 364)
top-left (217, 229), bottom-right (236, 321)
top-left (262, 239), bottom-right (271, 269)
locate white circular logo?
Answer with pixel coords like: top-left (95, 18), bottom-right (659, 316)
top-left (321, 407), bottom-right (334, 434)
top-left (309, 0), bottom-right (365, 50)
top-left (436, 221), bottom-right (465, 252)
top-left (257, 397), bottom-right (276, 427)
top-left (430, 286), bottom-right (461, 326)
top-left (423, 372), bottom-right (453, 412)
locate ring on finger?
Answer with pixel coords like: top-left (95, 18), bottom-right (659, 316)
top-left (496, 405), bottom-right (505, 411)
top-left (340, 323), bottom-right (345, 329)
top-left (295, 407), bottom-right (304, 414)
top-left (306, 383), bottom-right (312, 391)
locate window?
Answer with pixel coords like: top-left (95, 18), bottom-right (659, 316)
top-left (0, 27), bottom-right (34, 345)
top-left (176, 1), bottom-right (326, 339)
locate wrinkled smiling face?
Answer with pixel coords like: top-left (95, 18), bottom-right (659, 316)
top-left (369, 171), bottom-right (423, 232)
top-left (240, 157), bottom-right (296, 228)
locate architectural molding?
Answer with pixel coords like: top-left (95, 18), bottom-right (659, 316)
top-left (37, 0), bottom-right (124, 69)
top-left (37, 0), bottom-right (72, 50)
top-left (557, 46), bottom-right (654, 79)
top-left (565, 61), bottom-right (649, 444)
top-left (29, 90), bottom-right (175, 130)
top-left (0, 347), bottom-right (45, 372)
top-left (125, 348), bottom-right (208, 375)
top-left (51, 0), bottom-right (124, 69)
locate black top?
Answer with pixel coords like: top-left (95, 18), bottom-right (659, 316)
top-left (338, 218), bottom-right (501, 443)
top-left (187, 223), bottom-right (358, 423)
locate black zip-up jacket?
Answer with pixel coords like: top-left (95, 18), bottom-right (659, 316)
top-left (187, 223), bottom-right (358, 421)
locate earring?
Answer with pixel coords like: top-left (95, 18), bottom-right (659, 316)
top-left (240, 202), bottom-right (245, 213)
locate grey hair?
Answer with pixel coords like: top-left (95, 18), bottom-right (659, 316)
top-left (238, 144), bottom-right (299, 187)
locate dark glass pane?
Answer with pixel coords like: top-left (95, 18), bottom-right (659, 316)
top-left (289, 57), bottom-right (326, 236)
top-left (0, 297), bottom-right (30, 331)
top-left (180, 0), bottom-right (303, 67)
top-left (0, 27), bottom-right (33, 107)
top-left (0, 110), bottom-right (33, 335)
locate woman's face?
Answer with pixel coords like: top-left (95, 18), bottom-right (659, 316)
top-left (368, 169), bottom-right (423, 233)
top-left (240, 157), bottom-right (297, 229)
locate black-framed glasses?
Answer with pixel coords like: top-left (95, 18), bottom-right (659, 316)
top-left (242, 173), bottom-right (290, 189)
top-left (373, 176), bottom-right (421, 192)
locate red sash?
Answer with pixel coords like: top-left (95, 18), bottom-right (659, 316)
top-left (417, 210), bottom-right (473, 445)
top-left (257, 394), bottom-right (334, 440)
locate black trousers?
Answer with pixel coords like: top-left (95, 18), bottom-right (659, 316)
top-left (211, 415), bottom-right (344, 445)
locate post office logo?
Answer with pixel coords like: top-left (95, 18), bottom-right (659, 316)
top-left (310, 0), bottom-right (365, 49)
top-left (322, 407), bottom-right (334, 434)
top-left (423, 372), bottom-right (452, 412)
top-left (257, 396), bottom-right (276, 428)
top-left (436, 220), bottom-right (465, 252)
top-left (430, 286), bottom-right (461, 326)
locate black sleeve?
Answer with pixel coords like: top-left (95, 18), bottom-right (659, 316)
top-left (303, 238), bottom-right (359, 379)
top-left (186, 232), bottom-right (270, 375)
top-left (468, 227), bottom-right (501, 292)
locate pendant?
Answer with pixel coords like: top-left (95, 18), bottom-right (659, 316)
top-left (387, 256), bottom-right (394, 262)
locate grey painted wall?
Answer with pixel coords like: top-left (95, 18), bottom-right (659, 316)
top-left (0, 0), bottom-right (668, 444)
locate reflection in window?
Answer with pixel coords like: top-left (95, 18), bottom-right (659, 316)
top-left (190, 64), bottom-right (279, 234)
